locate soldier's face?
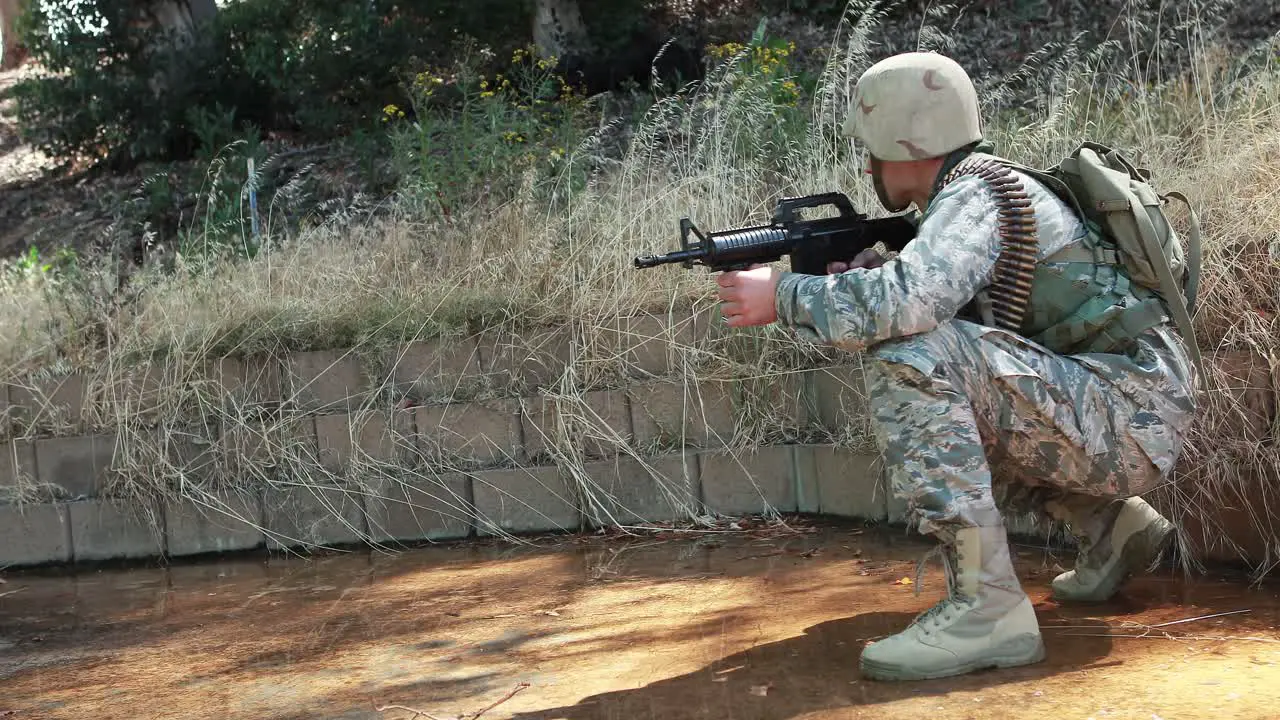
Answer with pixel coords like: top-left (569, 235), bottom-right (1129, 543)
top-left (868, 156), bottom-right (913, 213)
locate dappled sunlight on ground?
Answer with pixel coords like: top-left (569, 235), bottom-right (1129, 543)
top-left (3, 521), bottom-right (1280, 719)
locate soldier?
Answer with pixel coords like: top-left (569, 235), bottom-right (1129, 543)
top-left (714, 51), bottom-right (1198, 680)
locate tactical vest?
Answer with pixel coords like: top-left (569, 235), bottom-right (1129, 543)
top-left (937, 151), bottom-right (1174, 358)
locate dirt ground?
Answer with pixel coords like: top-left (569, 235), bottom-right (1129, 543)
top-left (2, 519), bottom-right (1279, 720)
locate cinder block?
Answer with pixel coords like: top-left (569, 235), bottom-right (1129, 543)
top-left (0, 384), bottom-right (12, 438)
top-left (97, 363), bottom-right (168, 424)
top-left (416, 399), bottom-right (523, 466)
top-left (614, 311), bottom-right (697, 378)
top-left (519, 395), bottom-right (561, 460)
top-left (0, 440), bottom-right (38, 501)
top-left (285, 350), bottom-right (370, 413)
top-left (314, 411), bottom-right (413, 474)
top-left (0, 503), bottom-right (72, 566)
top-left (69, 499), bottom-right (165, 562)
top-left (35, 434), bottom-right (117, 499)
top-left (210, 356), bottom-right (282, 409)
top-left (224, 418), bottom-right (317, 476)
top-left (263, 484), bottom-right (368, 550)
top-left (10, 373), bottom-right (87, 433)
top-left (691, 302), bottom-right (727, 346)
top-left (630, 381), bottom-right (737, 449)
top-left (579, 453), bottom-right (697, 527)
top-left (366, 472), bottom-right (472, 544)
top-left (792, 446), bottom-right (821, 513)
top-left (388, 337), bottom-right (484, 402)
top-left (700, 446), bottom-right (796, 516)
top-left (737, 371), bottom-right (807, 437)
top-left (165, 429), bottom-right (221, 483)
top-left (576, 390), bottom-right (633, 457)
top-left (807, 364), bottom-right (871, 430)
top-left (800, 445), bottom-right (886, 521)
top-left (165, 490), bottom-right (265, 556)
top-left (521, 391), bottom-right (632, 461)
top-left (472, 465), bottom-right (579, 536)
top-left (479, 327), bottom-right (574, 392)
top-left (1206, 350), bottom-right (1277, 442)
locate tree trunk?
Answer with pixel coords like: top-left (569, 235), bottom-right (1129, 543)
top-left (532, 0), bottom-right (590, 62)
top-left (1, 0), bottom-right (24, 70)
top-left (144, 0), bottom-right (217, 45)
top-left (136, 0), bottom-right (217, 102)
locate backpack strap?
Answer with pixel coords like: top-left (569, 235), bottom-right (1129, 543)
top-left (1163, 190), bottom-right (1202, 313)
top-left (1126, 188), bottom-right (1205, 377)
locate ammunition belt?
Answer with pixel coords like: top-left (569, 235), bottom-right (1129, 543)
top-left (942, 156), bottom-right (1039, 333)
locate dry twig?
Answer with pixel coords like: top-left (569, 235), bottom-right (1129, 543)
top-left (374, 682), bottom-right (532, 720)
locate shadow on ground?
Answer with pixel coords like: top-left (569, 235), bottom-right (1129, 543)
top-left (506, 607), bottom-right (1110, 720)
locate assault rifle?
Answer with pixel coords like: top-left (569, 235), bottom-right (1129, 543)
top-left (633, 192), bottom-right (918, 275)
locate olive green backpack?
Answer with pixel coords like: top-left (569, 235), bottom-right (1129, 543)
top-left (1005, 142), bottom-right (1204, 374)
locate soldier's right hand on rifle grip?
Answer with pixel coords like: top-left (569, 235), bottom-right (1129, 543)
top-left (826, 248), bottom-right (886, 274)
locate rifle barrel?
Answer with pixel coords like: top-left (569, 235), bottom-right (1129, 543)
top-left (633, 248), bottom-right (704, 268)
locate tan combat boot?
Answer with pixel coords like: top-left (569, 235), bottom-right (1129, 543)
top-left (860, 525), bottom-right (1045, 681)
top-left (1047, 495), bottom-right (1174, 603)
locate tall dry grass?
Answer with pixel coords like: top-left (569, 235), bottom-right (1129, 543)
top-left (1, 1), bottom-right (1278, 572)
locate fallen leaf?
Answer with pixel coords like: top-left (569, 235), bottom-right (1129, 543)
top-left (894, 577), bottom-right (914, 586)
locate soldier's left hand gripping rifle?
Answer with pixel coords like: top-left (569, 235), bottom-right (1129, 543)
top-left (633, 192), bottom-right (918, 275)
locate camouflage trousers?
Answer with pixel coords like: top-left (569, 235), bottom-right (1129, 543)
top-left (864, 319), bottom-right (1176, 538)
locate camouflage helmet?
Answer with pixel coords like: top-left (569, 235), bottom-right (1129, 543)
top-left (842, 52), bottom-right (982, 162)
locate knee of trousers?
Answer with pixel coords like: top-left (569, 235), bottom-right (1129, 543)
top-left (862, 323), bottom-right (982, 421)
top-left (863, 321), bottom-right (976, 392)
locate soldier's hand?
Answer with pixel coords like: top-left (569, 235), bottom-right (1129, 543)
top-left (826, 248), bottom-right (885, 274)
top-left (717, 264), bottom-right (779, 327)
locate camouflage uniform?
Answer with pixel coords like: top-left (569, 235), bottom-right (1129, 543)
top-left (764, 50), bottom-right (1197, 681)
top-left (773, 170), bottom-right (1199, 538)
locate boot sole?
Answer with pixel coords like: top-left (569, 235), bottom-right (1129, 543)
top-left (1051, 514), bottom-right (1174, 603)
top-left (859, 634), bottom-right (1046, 681)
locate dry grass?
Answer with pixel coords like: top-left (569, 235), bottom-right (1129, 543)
top-left (2, 3), bottom-right (1279, 575)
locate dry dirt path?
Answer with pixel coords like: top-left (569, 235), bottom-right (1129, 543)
top-left (2, 521), bottom-right (1279, 720)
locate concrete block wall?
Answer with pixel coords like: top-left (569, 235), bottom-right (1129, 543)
top-left (0, 310), bottom-right (894, 568)
top-left (0, 310), bottom-right (1275, 571)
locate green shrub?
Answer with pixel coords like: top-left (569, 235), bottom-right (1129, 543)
top-left (3, 0), bottom-right (534, 167)
top-left (387, 43), bottom-right (595, 216)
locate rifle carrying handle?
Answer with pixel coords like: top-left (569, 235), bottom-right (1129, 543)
top-left (773, 193), bottom-right (859, 223)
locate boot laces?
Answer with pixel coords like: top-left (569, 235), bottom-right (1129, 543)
top-left (910, 544), bottom-right (972, 632)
